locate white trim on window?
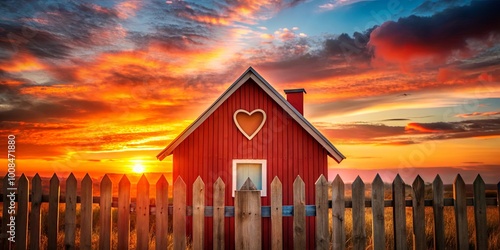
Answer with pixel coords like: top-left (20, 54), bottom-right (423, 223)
top-left (232, 159), bottom-right (267, 197)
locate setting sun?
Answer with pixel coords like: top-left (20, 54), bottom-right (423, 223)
top-left (132, 163), bottom-right (145, 173)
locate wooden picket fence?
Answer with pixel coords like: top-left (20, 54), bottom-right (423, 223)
top-left (1, 173), bottom-right (499, 249)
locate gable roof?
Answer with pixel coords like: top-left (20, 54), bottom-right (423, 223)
top-left (157, 67), bottom-right (345, 163)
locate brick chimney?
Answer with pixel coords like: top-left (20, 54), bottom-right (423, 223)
top-left (284, 88), bottom-right (306, 115)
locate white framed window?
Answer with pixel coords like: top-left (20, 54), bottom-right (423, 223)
top-left (232, 159), bottom-right (267, 197)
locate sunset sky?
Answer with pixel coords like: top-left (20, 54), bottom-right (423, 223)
top-left (1, 0), bottom-right (499, 184)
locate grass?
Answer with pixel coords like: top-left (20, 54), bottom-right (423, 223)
top-left (337, 206), bottom-right (499, 249)
top-left (336, 183), bottom-right (500, 249)
top-left (36, 204), bottom-right (176, 250)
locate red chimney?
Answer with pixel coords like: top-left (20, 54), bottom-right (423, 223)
top-left (284, 88), bottom-right (306, 115)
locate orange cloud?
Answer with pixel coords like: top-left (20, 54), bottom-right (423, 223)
top-left (437, 68), bottom-right (465, 82)
top-left (182, 14), bottom-right (231, 26)
top-left (275, 28), bottom-right (296, 41)
top-left (456, 111), bottom-right (500, 118)
top-left (478, 72), bottom-right (495, 82)
top-left (0, 53), bottom-right (46, 72)
top-left (405, 123), bottom-right (444, 133)
top-left (260, 33), bottom-right (274, 39)
top-left (116, 0), bottom-right (140, 19)
top-left (179, 0), bottom-right (284, 26)
top-left (20, 85), bottom-right (91, 98)
top-left (1, 79), bottom-right (26, 85)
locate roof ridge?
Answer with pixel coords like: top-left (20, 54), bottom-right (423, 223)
top-left (156, 67), bottom-right (345, 163)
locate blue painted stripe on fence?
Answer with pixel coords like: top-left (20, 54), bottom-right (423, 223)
top-left (178, 205), bottom-right (318, 217)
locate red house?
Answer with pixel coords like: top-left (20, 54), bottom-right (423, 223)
top-left (157, 67), bottom-right (345, 249)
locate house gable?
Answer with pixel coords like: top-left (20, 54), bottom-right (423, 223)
top-left (157, 67), bottom-right (345, 162)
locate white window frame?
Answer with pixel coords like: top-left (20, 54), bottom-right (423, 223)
top-left (232, 159), bottom-right (267, 197)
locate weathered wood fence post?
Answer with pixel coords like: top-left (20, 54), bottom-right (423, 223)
top-left (156, 175), bottom-right (169, 250)
top-left (473, 175), bottom-right (487, 249)
top-left (1, 174), bottom-right (10, 249)
top-left (412, 175), bottom-right (426, 250)
top-left (235, 178), bottom-right (261, 250)
top-left (271, 177), bottom-right (283, 250)
top-left (192, 177), bottom-right (205, 249)
top-left (454, 174), bottom-right (468, 250)
top-left (173, 177), bottom-right (186, 250)
top-left (432, 175), bottom-right (444, 250)
top-left (99, 175), bottom-right (112, 250)
top-left (213, 178), bottom-right (225, 250)
top-left (17, 174), bottom-right (29, 250)
top-left (332, 174), bottom-right (345, 250)
top-left (47, 174), bottom-right (60, 250)
top-left (136, 175), bottom-right (150, 250)
top-left (118, 175), bottom-right (131, 250)
top-left (352, 176), bottom-right (366, 250)
top-left (29, 174), bottom-right (42, 250)
top-left (65, 173), bottom-right (77, 250)
top-left (393, 174), bottom-right (407, 250)
top-left (315, 175), bottom-right (329, 250)
top-left (371, 174), bottom-right (385, 250)
top-left (81, 174), bottom-right (93, 250)
top-left (293, 176), bottom-right (306, 250)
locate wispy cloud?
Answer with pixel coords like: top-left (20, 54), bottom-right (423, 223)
top-left (412, 0), bottom-right (471, 15)
top-left (174, 0), bottom-right (305, 26)
top-left (316, 118), bottom-right (500, 145)
top-left (456, 111), bottom-right (500, 118)
top-left (319, 0), bottom-right (367, 11)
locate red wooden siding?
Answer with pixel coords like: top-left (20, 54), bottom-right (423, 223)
top-left (173, 78), bottom-right (328, 249)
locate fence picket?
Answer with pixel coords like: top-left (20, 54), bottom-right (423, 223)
top-left (371, 174), bottom-right (385, 250)
top-left (235, 178), bottom-right (261, 250)
top-left (271, 176), bottom-right (283, 250)
top-left (156, 175), bottom-right (169, 250)
top-left (173, 177), bottom-right (187, 250)
top-left (213, 177), bottom-right (225, 250)
top-left (16, 174), bottom-right (29, 250)
top-left (473, 175), bottom-right (487, 249)
top-left (332, 174), bottom-right (345, 250)
top-left (315, 175), bottom-right (329, 250)
top-left (65, 173), bottom-right (77, 250)
top-left (352, 176), bottom-right (366, 250)
top-left (29, 174), bottom-right (42, 249)
top-left (372, 174), bottom-right (385, 250)
top-left (64, 173), bottom-right (77, 249)
top-left (137, 175), bottom-right (150, 250)
top-left (454, 174), bottom-right (468, 250)
top-left (81, 174), bottom-right (93, 250)
top-left (432, 175), bottom-right (444, 250)
top-left (99, 175), bottom-right (112, 250)
top-left (498, 181), bottom-right (500, 246)
top-left (118, 175), bottom-right (131, 250)
top-left (1, 174), bottom-right (10, 249)
top-left (412, 175), bottom-right (425, 250)
top-left (393, 174), bottom-right (407, 250)
top-left (47, 174), bottom-right (60, 250)
top-left (293, 176), bottom-right (306, 250)
top-left (192, 176), bottom-right (205, 249)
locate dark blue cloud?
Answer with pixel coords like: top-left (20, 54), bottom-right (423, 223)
top-left (371, 0), bottom-right (500, 61)
top-left (0, 1), bottom-right (123, 61)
